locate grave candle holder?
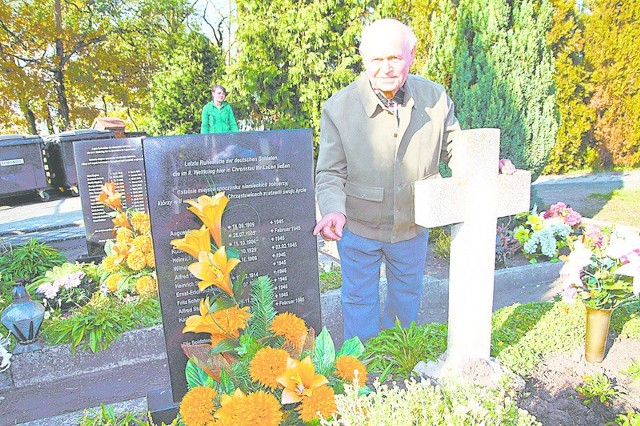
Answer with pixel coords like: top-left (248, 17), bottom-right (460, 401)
top-left (1, 279), bottom-right (45, 354)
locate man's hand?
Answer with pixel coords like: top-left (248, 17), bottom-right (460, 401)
top-left (313, 212), bottom-right (346, 241)
top-left (499, 158), bottom-right (516, 175)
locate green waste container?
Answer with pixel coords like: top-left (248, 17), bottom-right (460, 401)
top-left (43, 129), bottom-right (114, 195)
top-left (0, 135), bottom-right (51, 201)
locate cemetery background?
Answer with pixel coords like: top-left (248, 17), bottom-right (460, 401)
top-left (0, 170), bottom-right (638, 424)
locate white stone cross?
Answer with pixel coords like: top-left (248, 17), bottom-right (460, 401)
top-left (414, 128), bottom-right (531, 368)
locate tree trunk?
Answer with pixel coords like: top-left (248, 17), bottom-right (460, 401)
top-left (53, 0), bottom-right (70, 131)
top-left (18, 98), bottom-right (38, 135)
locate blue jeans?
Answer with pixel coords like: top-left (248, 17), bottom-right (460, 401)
top-left (337, 229), bottom-right (429, 342)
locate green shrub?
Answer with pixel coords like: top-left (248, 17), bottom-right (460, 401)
top-left (0, 239), bottom-right (66, 283)
top-left (80, 404), bottom-right (145, 426)
top-left (42, 294), bottom-right (161, 353)
top-left (430, 226), bottom-right (451, 261)
top-left (319, 264), bottom-right (342, 292)
top-left (576, 373), bottom-right (620, 406)
top-left (363, 321), bottom-right (447, 379)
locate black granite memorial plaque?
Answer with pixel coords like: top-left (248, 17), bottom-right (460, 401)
top-left (143, 130), bottom-right (321, 402)
top-left (73, 137), bottom-right (148, 257)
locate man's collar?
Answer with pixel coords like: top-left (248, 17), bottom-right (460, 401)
top-left (358, 74), bottom-right (411, 117)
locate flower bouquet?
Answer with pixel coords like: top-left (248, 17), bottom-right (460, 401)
top-left (514, 202), bottom-right (582, 263)
top-left (559, 224), bottom-right (639, 309)
top-left (28, 262), bottom-right (99, 312)
top-left (96, 182), bottom-right (157, 297)
top-left (171, 191), bottom-right (368, 425)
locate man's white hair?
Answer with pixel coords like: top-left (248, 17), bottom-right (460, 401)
top-left (359, 19), bottom-right (417, 56)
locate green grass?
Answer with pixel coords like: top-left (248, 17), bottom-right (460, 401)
top-left (588, 189), bottom-right (640, 228)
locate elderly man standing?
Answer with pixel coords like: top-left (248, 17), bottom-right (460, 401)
top-left (314, 19), bottom-right (512, 342)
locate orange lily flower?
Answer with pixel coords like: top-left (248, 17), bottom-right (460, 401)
top-left (170, 225), bottom-right (211, 259)
top-left (97, 181), bottom-right (123, 210)
top-left (111, 241), bottom-right (132, 266)
top-left (183, 298), bottom-right (251, 348)
top-left (186, 192), bottom-right (229, 247)
top-left (112, 211), bottom-right (131, 230)
top-left (276, 356), bottom-right (328, 404)
top-left (188, 246), bottom-right (239, 296)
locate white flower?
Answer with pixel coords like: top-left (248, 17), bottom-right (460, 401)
top-left (560, 241), bottom-right (593, 276)
top-left (0, 334), bottom-right (11, 372)
top-left (37, 281), bottom-right (59, 299)
top-left (614, 261), bottom-right (640, 295)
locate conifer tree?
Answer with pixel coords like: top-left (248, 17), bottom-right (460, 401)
top-left (583, 0), bottom-right (640, 167)
top-left (543, 0), bottom-right (593, 173)
top-left (424, 0), bottom-right (558, 180)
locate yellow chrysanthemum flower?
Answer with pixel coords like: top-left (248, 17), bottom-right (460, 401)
top-left (215, 389), bottom-right (282, 426)
top-left (102, 254), bottom-right (119, 273)
top-left (135, 275), bottom-right (158, 296)
top-left (126, 249), bottom-right (147, 271)
top-left (115, 227), bottom-right (133, 244)
top-left (146, 251), bottom-right (156, 268)
top-left (296, 385), bottom-right (336, 422)
top-left (249, 347), bottom-right (289, 389)
top-left (270, 312), bottom-right (307, 348)
top-left (334, 355), bottom-right (367, 386)
top-left (179, 386), bottom-right (217, 426)
top-left (131, 235), bottom-right (152, 253)
top-left (130, 211), bottom-right (151, 234)
top-left (105, 273), bottom-right (123, 292)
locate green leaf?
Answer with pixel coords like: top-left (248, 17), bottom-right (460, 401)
top-left (185, 360), bottom-right (215, 389)
top-left (211, 338), bottom-right (240, 355)
top-left (313, 327), bottom-right (336, 376)
top-left (209, 297), bottom-right (236, 312)
top-left (226, 247), bottom-right (240, 260)
top-left (218, 368), bottom-right (236, 395)
top-left (337, 337), bottom-right (364, 358)
top-left (232, 270), bottom-right (247, 301)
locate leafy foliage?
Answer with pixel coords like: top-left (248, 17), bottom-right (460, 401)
top-left (79, 403), bottom-right (145, 426)
top-left (247, 275), bottom-right (277, 340)
top-left (230, 0), bottom-right (375, 150)
top-left (319, 264), bottom-right (342, 293)
top-left (147, 31), bottom-right (224, 135)
top-left (576, 373), bottom-right (620, 406)
top-left (429, 226), bottom-right (451, 261)
top-left (583, 0), bottom-right (640, 168)
top-left (323, 377), bottom-right (539, 425)
top-left (0, 239), bottom-right (66, 284)
top-left (363, 321), bottom-right (447, 379)
top-left (41, 294), bottom-right (160, 353)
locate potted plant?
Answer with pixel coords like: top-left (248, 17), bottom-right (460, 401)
top-left (559, 223), bottom-right (640, 362)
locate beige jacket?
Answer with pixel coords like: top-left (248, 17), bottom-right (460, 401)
top-left (316, 74), bottom-right (461, 243)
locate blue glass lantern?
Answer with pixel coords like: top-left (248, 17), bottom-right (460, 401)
top-left (1, 279), bottom-right (45, 354)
